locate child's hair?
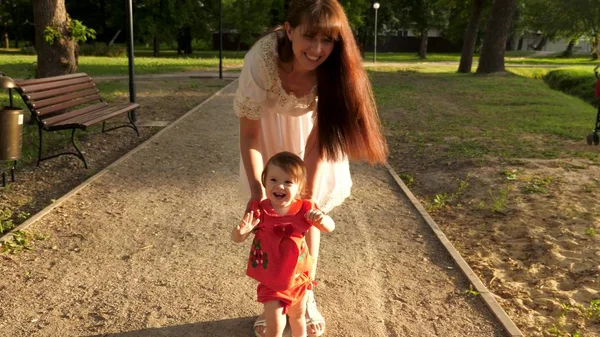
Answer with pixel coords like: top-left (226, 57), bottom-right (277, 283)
top-left (261, 152), bottom-right (307, 195)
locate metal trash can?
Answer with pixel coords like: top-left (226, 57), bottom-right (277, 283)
top-left (0, 106), bottom-right (24, 161)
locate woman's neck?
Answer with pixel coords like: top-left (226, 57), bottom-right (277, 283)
top-left (280, 59), bottom-right (313, 77)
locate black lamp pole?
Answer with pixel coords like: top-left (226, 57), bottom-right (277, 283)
top-left (219, 0), bottom-right (223, 79)
top-left (126, 0), bottom-right (137, 122)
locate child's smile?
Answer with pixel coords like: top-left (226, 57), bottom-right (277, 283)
top-left (264, 164), bottom-right (301, 211)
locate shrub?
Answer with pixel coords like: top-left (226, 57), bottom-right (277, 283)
top-left (543, 69), bottom-right (598, 104)
top-left (78, 43), bottom-right (126, 57)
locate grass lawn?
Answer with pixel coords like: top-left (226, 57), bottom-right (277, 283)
top-left (373, 65), bottom-right (598, 162)
top-left (0, 53), bottom-right (246, 79)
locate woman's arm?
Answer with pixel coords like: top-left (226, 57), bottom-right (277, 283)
top-left (303, 125), bottom-right (325, 200)
top-left (240, 116), bottom-right (265, 202)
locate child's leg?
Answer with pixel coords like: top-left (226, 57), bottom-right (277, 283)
top-left (263, 300), bottom-right (286, 337)
top-left (287, 292), bottom-right (308, 337)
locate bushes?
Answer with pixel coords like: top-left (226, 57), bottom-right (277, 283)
top-left (78, 43), bottom-right (126, 57)
top-left (543, 69), bottom-right (598, 104)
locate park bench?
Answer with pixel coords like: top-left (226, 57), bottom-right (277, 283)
top-left (14, 73), bottom-right (139, 168)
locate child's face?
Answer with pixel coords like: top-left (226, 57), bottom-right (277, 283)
top-left (264, 163), bottom-right (301, 208)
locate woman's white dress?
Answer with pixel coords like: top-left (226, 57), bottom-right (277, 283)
top-left (233, 33), bottom-right (351, 213)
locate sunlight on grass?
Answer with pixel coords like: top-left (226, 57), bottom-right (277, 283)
top-left (0, 53), bottom-right (244, 79)
top-left (373, 69), bottom-right (599, 162)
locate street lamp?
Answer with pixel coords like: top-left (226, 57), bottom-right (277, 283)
top-left (126, 0), bottom-right (137, 122)
top-left (373, 2), bottom-right (380, 63)
top-left (219, 0), bottom-right (223, 79)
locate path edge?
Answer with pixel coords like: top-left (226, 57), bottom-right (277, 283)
top-left (384, 162), bottom-right (524, 337)
top-left (0, 79), bottom-right (239, 246)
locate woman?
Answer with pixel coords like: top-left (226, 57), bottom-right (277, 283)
top-left (233, 0), bottom-right (388, 336)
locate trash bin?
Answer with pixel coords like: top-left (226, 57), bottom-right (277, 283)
top-left (0, 106), bottom-right (24, 161)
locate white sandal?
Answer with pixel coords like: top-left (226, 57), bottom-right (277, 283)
top-left (253, 316), bottom-right (266, 337)
top-left (305, 290), bottom-right (325, 337)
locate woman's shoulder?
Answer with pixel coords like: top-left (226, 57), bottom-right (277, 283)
top-left (247, 32), bottom-right (279, 64)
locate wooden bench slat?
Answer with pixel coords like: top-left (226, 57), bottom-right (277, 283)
top-left (26, 82), bottom-right (97, 101)
top-left (45, 102), bottom-right (120, 127)
top-left (82, 103), bottom-right (139, 127)
top-left (15, 73), bottom-right (89, 87)
top-left (51, 103), bottom-right (138, 129)
top-left (36, 94), bottom-right (102, 116)
top-left (42, 102), bottom-right (108, 127)
top-left (33, 88), bottom-right (100, 109)
top-left (19, 76), bottom-right (92, 94)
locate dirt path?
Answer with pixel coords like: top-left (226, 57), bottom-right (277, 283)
top-left (1, 82), bottom-right (509, 337)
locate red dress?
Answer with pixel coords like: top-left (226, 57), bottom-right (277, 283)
top-left (247, 199), bottom-right (316, 312)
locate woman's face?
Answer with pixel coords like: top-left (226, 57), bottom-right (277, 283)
top-left (285, 23), bottom-right (335, 72)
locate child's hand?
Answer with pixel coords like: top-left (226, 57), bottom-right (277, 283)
top-left (305, 209), bottom-right (335, 233)
top-left (237, 211), bottom-right (260, 236)
top-left (305, 209), bottom-right (325, 223)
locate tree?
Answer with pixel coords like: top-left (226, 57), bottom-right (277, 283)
top-left (458, 0), bottom-right (485, 73)
top-left (0, 0), bottom-right (34, 48)
top-left (224, 0), bottom-right (278, 51)
top-left (33, 0), bottom-right (77, 77)
top-left (394, 0), bottom-right (451, 59)
top-left (476, 0), bottom-right (516, 73)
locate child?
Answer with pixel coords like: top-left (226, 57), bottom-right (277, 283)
top-left (232, 151), bottom-right (335, 337)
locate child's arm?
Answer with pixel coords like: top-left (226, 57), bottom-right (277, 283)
top-left (305, 209), bottom-right (335, 233)
top-left (231, 212), bottom-right (260, 243)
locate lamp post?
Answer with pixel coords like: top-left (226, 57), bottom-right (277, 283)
top-left (126, 0), bottom-right (137, 122)
top-left (373, 2), bottom-right (380, 63)
top-left (219, 0), bottom-right (223, 79)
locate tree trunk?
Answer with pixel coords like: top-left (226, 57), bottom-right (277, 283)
top-left (3, 23), bottom-right (9, 48)
top-left (153, 35), bottom-right (159, 57)
top-left (458, 0), bottom-right (484, 73)
top-left (418, 29), bottom-right (428, 59)
top-left (505, 5), bottom-right (520, 51)
top-left (517, 35), bottom-right (523, 50)
top-left (561, 39), bottom-right (576, 57)
top-left (32, 0), bottom-right (76, 78)
top-left (476, 0), bottom-right (516, 74)
top-left (591, 34), bottom-right (599, 60)
top-left (534, 36), bottom-right (547, 51)
top-left (100, 0), bottom-right (109, 45)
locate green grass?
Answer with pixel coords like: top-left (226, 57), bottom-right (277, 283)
top-left (373, 66), bottom-right (599, 162)
top-left (363, 50), bottom-right (600, 65)
top-left (0, 53), bottom-right (245, 79)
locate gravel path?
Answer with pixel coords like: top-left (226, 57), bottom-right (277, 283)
top-left (0, 82), bottom-right (509, 337)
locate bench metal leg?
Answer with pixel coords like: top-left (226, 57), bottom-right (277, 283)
top-left (1, 161), bottom-right (16, 187)
top-left (36, 127), bottom-right (88, 169)
top-left (101, 110), bottom-right (139, 136)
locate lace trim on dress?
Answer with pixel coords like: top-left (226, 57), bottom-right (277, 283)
top-left (233, 94), bottom-right (262, 120)
top-left (259, 33), bottom-right (317, 110)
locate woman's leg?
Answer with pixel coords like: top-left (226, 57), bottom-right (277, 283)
top-left (305, 226), bottom-right (325, 337)
top-left (263, 301), bottom-right (286, 337)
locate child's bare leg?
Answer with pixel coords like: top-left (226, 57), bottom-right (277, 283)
top-left (263, 301), bottom-right (286, 337)
top-left (288, 293), bottom-right (308, 337)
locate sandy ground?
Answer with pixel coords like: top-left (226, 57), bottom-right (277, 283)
top-left (0, 82), bottom-right (509, 337)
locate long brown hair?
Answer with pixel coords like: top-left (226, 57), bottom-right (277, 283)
top-left (274, 0), bottom-right (388, 165)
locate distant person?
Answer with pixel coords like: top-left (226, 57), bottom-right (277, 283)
top-left (233, 0), bottom-right (388, 335)
top-left (231, 152), bottom-right (335, 337)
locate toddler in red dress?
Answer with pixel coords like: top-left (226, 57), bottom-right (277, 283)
top-left (232, 152), bottom-right (335, 337)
